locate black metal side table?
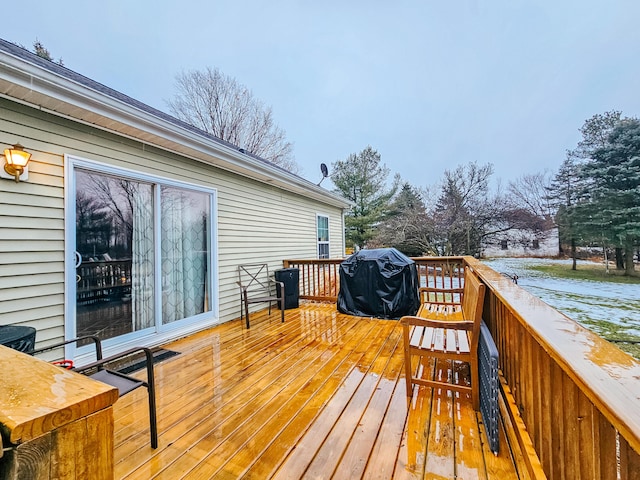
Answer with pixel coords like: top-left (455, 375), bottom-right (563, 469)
top-left (0, 325), bottom-right (36, 352)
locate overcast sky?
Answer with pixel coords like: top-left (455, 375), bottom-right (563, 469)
top-left (3, 1), bottom-right (640, 190)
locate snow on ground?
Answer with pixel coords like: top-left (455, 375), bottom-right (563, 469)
top-left (482, 257), bottom-right (640, 338)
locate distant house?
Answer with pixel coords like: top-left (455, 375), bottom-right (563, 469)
top-left (481, 227), bottom-right (559, 258)
top-left (0, 39), bottom-right (350, 363)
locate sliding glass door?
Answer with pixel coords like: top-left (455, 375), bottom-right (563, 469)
top-left (74, 164), bottom-right (214, 344)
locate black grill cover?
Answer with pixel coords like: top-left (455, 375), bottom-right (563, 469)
top-left (337, 248), bottom-right (420, 319)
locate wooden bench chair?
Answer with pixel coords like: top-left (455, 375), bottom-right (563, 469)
top-left (401, 266), bottom-right (486, 410)
top-left (237, 263), bottom-right (285, 328)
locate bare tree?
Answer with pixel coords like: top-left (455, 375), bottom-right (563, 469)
top-left (507, 171), bottom-right (554, 221)
top-left (370, 182), bottom-right (434, 256)
top-left (168, 67), bottom-right (299, 173)
top-left (432, 162), bottom-right (498, 256)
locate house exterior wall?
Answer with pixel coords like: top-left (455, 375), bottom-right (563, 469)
top-left (0, 98), bottom-right (345, 351)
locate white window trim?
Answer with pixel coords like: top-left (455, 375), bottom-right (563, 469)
top-left (316, 213), bottom-right (330, 259)
top-left (65, 155), bottom-right (220, 364)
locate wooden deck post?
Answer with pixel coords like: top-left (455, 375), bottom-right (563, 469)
top-left (0, 345), bottom-right (119, 479)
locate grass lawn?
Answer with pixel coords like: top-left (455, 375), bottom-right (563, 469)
top-left (528, 261), bottom-right (640, 359)
top-left (528, 262), bottom-right (640, 284)
top-left (484, 257), bottom-right (640, 360)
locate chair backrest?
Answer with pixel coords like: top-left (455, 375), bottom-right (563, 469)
top-left (419, 287), bottom-right (463, 306)
top-left (238, 263), bottom-right (274, 295)
top-left (461, 267), bottom-right (486, 325)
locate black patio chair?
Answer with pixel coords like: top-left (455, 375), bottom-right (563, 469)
top-left (29, 336), bottom-right (158, 448)
top-left (237, 263), bottom-right (285, 328)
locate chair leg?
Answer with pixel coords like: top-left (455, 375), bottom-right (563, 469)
top-left (470, 359), bottom-right (480, 411)
top-left (140, 348), bottom-right (158, 448)
top-left (243, 291), bottom-right (250, 328)
top-left (148, 386), bottom-right (158, 448)
top-left (403, 326), bottom-right (413, 397)
top-left (280, 285), bottom-right (285, 322)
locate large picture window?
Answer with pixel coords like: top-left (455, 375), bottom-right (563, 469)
top-left (74, 165), bottom-right (214, 344)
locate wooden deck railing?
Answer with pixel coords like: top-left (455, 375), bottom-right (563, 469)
top-left (283, 256), bottom-right (640, 479)
top-left (76, 259), bottom-right (132, 305)
top-left (283, 256), bottom-right (466, 301)
top-left (283, 259), bottom-right (343, 301)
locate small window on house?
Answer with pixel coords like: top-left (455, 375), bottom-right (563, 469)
top-left (317, 215), bottom-right (329, 259)
top-left (500, 240), bottom-right (508, 250)
top-left (532, 239), bottom-right (540, 249)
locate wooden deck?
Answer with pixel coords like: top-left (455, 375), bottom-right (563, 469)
top-left (113, 303), bottom-right (524, 479)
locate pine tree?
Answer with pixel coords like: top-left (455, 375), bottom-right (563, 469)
top-left (548, 154), bottom-right (582, 268)
top-left (577, 118), bottom-right (640, 275)
top-left (331, 146), bottom-right (399, 249)
top-left (549, 111), bottom-right (624, 270)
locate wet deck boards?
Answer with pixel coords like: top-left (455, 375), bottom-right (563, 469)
top-left (113, 303), bottom-right (522, 479)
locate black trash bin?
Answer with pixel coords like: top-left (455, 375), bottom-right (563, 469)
top-left (275, 268), bottom-right (300, 309)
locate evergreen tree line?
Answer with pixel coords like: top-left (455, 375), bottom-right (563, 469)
top-left (550, 111), bottom-right (640, 275)
top-left (331, 111), bottom-right (639, 275)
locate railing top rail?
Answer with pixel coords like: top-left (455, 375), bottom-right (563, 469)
top-left (412, 256), bottom-right (466, 262)
top-left (283, 259), bottom-right (344, 265)
top-left (284, 256), bottom-right (467, 265)
top-left (79, 259), bottom-right (132, 265)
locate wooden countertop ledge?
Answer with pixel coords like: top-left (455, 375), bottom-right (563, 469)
top-left (0, 345), bottom-right (118, 444)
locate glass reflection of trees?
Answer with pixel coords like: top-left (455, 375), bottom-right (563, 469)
top-left (76, 171), bottom-right (147, 261)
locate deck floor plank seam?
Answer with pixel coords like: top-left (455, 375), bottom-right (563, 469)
top-left (116, 309), bottom-right (361, 475)
top-left (239, 320), bottom-right (387, 479)
top-left (332, 325), bottom-right (406, 480)
top-left (304, 323), bottom-right (403, 479)
top-left (236, 318), bottom-right (382, 478)
top-left (272, 320), bottom-right (396, 479)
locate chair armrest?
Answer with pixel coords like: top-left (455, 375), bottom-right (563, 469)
top-left (271, 279), bottom-right (284, 289)
top-left (400, 315), bottom-right (474, 330)
top-left (28, 335), bottom-right (103, 360)
top-left (265, 278), bottom-right (285, 295)
top-left (76, 346), bottom-right (156, 384)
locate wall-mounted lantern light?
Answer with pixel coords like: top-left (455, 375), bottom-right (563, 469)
top-left (2, 144), bottom-right (31, 182)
